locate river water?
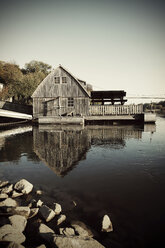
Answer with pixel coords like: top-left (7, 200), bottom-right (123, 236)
top-left (0, 116), bottom-right (165, 247)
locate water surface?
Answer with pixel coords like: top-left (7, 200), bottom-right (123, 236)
top-left (0, 117), bottom-right (165, 247)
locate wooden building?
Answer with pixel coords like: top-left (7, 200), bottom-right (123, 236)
top-left (32, 65), bottom-right (90, 119)
top-left (32, 65), bottom-right (155, 124)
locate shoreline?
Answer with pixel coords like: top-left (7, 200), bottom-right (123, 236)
top-left (0, 179), bottom-right (113, 248)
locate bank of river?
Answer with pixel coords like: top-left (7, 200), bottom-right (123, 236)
top-left (0, 116), bottom-right (165, 247)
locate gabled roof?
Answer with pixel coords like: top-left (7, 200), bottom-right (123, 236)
top-left (59, 65), bottom-right (89, 97)
top-left (32, 65), bottom-right (90, 98)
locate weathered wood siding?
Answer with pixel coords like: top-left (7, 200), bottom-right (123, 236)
top-left (33, 97), bottom-right (89, 118)
top-left (32, 67), bottom-right (90, 118)
top-left (89, 104), bottom-right (143, 116)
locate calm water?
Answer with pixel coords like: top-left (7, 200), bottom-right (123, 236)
top-left (0, 116), bottom-right (165, 247)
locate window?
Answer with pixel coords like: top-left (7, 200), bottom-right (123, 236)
top-left (54, 77), bottom-right (60, 84)
top-left (68, 97), bottom-right (74, 107)
top-left (62, 77), bottom-right (67, 84)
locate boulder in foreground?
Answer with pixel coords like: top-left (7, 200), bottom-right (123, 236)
top-left (39, 205), bottom-right (55, 222)
top-left (53, 236), bottom-right (105, 248)
top-left (102, 215), bottom-right (113, 232)
top-left (14, 179), bottom-right (33, 194)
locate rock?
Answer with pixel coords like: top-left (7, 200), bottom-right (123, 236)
top-left (60, 227), bottom-right (75, 236)
top-left (6, 206), bottom-right (30, 218)
top-left (102, 215), bottom-right (113, 232)
top-left (71, 221), bottom-right (94, 238)
top-left (36, 190), bottom-right (42, 195)
top-left (0, 184), bottom-right (13, 194)
top-left (14, 179), bottom-right (33, 194)
top-left (29, 208), bottom-right (39, 218)
top-left (0, 224), bottom-right (25, 244)
top-left (54, 203), bottom-right (62, 215)
top-left (36, 245), bottom-right (46, 248)
top-left (9, 215), bottom-right (27, 232)
top-left (2, 232), bottom-right (26, 244)
top-left (7, 242), bottom-right (25, 248)
top-left (37, 199), bottom-right (43, 207)
top-left (0, 180), bottom-right (9, 188)
top-left (53, 236), bottom-right (105, 248)
top-left (0, 198), bottom-right (17, 207)
top-left (57, 214), bottom-right (66, 225)
top-left (12, 190), bottom-right (23, 198)
top-left (39, 223), bottom-right (55, 243)
top-left (0, 193), bottom-right (8, 199)
top-left (0, 225), bottom-right (14, 239)
top-left (40, 205), bottom-right (55, 222)
top-left (28, 199), bottom-right (43, 208)
top-left (28, 199), bottom-right (36, 208)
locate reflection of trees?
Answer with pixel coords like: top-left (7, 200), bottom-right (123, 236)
top-left (0, 130), bottom-right (39, 162)
top-left (33, 127), bottom-right (91, 177)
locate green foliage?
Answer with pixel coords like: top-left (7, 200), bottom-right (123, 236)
top-left (0, 60), bottom-right (52, 104)
top-left (24, 60), bottom-right (52, 74)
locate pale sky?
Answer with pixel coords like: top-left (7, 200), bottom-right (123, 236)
top-left (0, 0), bottom-right (165, 102)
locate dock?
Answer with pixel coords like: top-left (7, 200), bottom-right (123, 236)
top-left (38, 104), bottom-right (156, 125)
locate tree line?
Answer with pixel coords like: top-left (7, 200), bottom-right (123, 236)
top-left (0, 60), bottom-right (52, 105)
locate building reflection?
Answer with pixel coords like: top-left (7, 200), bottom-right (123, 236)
top-left (33, 126), bottom-right (91, 177)
top-left (33, 124), bottom-right (156, 177)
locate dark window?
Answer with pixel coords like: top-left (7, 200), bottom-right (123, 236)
top-left (54, 77), bottom-right (60, 84)
top-left (62, 77), bottom-right (67, 83)
top-left (68, 97), bottom-right (74, 107)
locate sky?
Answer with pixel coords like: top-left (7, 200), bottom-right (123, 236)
top-left (0, 0), bottom-right (165, 102)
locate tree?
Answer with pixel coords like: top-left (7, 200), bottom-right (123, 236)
top-left (24, 60), bottom-right (52, 75)
top-left (0, 61), bottom-right (23, 101)
top-left (19, 71), bottom-right (46, 104)
top-left (0, 60), bottom-right (52, 104)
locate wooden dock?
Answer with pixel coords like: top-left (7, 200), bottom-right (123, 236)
top-left (38, 104), bottom-right (156, 124)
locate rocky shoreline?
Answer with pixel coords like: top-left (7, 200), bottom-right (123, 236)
top-left (0, 179), bottom-right (113, 248)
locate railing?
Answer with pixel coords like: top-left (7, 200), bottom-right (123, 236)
top-left (89, 104), bottom-right (143, 116)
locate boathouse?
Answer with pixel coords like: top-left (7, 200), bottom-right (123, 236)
top-left (32, 65), bottom-right (156, 124)
top-left (32, 65), bottom-right (91, 119)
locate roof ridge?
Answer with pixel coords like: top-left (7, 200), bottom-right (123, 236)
top-left (59, 65), bottom-right (89, 97)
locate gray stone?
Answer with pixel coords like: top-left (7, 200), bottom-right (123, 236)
top-left (29, 208), bottom-right (39, 219)
top-left (72, 221), bottom-right (93, 237)
top-left (40, 205), bottom-right (55, 222)
top-left (0, 184), bottom-right (13, 194)
top-left (7, 242), bottom-right (25, 248)
top-left (57, 214), bottom-right (66, 225)
top-left (0, 193), bottom-right (8, 199)
top-left (0, 224), bottom-right (25, 244)
top-left (60, 227), bottom-right (75, 236)
top-left (7, 206), bottom-right (30, 218)
top-left (12, 190), bottom-right (23, 198)
top-left (53, 236), bottom-right (105, 248)
top-left (39, 223), bottom-right (55, 243)
top-left (36, 190), bottom-right (43, 195)
top-left (0, 180), bottom-right (9, 188)
top-left (102, 215), bottom-right (113, 232)
top-left (37, 199), bottom-right (43, 207)
top-left (9, 215), bottom-right (27, 232)
top-left (0, 198), bottom-right (17, 207)
top-left (2, 232), bottom-right (26, 244)
top-left (54, 203), bottom-right (62, 215)
top-left (28, 199), bottom-right (36, 208)
top-left (71, 221), bottom-right (93, 238)
top-left (14, 179), bottom-right (33, 194)
top-left (28, 199), bottom-right (43, 208)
